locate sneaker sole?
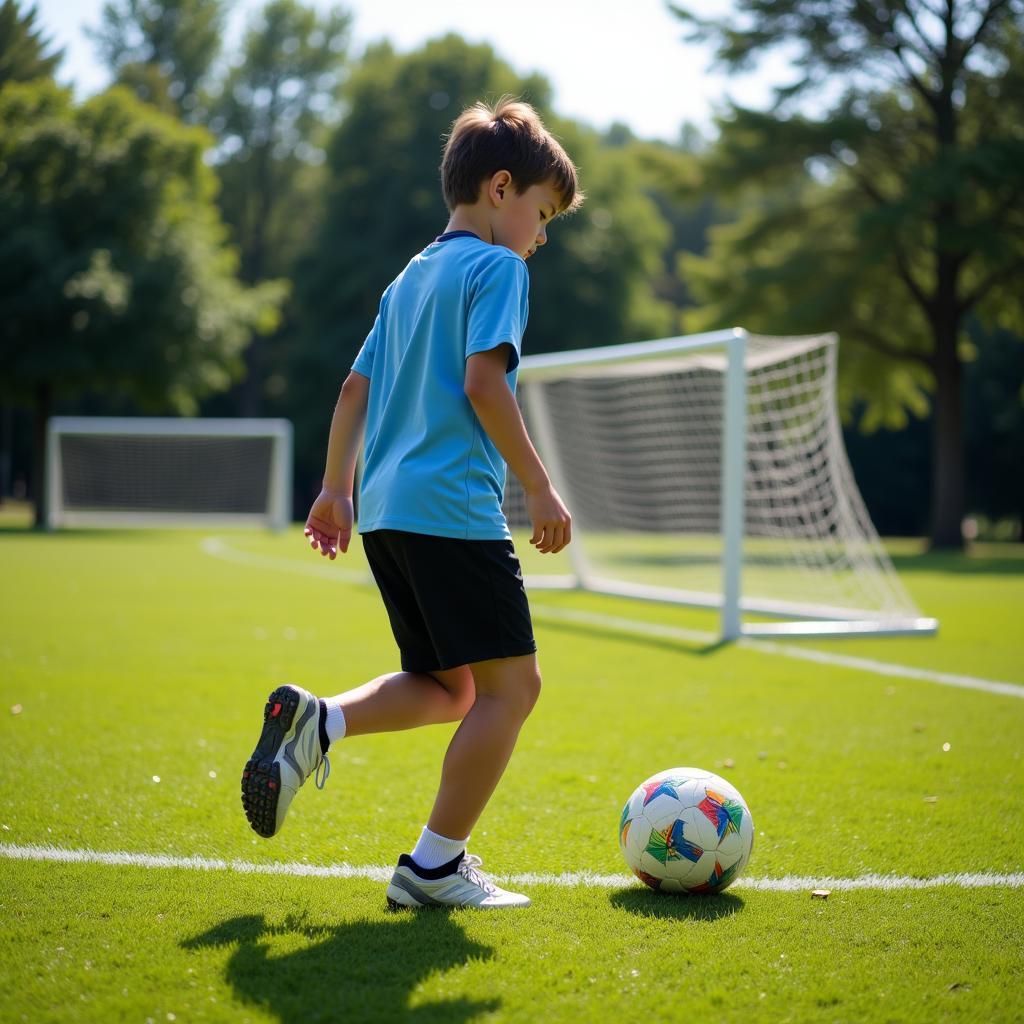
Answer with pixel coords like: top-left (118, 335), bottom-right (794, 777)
top-left (385, 895), bottom-right (530, 911)
top-left (241, 685), bottom-right (303, 838)
top-left (385, 894), bottom-right (453, 912)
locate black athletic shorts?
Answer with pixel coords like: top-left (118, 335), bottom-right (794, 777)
top-left (361, 529), bottom-right (536, 673)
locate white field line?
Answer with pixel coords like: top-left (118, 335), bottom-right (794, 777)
top-left (200, 536), bottom-right (372, 584)
top-left (743, 638), bottom-right (1024, 699)
top-left (199, 537), bottom-right (1024, 698)
top-left (3, 843), bottom-right (1022, 892)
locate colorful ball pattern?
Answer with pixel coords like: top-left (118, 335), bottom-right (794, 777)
top-left (619, 767), bottom-right (754, 893)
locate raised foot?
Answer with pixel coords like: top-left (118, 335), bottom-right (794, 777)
top-left (240, 684), bottom-right (322, 839)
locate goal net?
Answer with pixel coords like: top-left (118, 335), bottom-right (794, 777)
top-left (504, 329), bottom-right (936, 639)
top-left (46, 417), bottom-right (292, 530)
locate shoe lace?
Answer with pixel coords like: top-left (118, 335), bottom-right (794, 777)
top-left (314, 752), bottom-right (330, 790)
top-left (457, 853), bottom-right (496, 894)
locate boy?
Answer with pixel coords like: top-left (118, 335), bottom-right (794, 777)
top-left (241, 97), bottom-right (583, 909)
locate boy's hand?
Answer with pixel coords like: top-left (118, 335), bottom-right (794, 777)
top-left (304, 487), bottom-right (353, 560)
top-left (526, 483), bottom-right (571, 554)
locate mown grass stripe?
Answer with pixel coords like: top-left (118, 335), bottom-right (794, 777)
top-left (3, 843), bottom-right (1021, 891)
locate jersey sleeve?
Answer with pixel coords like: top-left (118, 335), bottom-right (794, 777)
top-left (351, 284), bottom-right (393, 378)
top-left (465, 255), bottom-right (530, 372)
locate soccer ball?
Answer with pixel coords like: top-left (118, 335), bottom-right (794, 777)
top-left (619, 767), bottom-right (754, 893)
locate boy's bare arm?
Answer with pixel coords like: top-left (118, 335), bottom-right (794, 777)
top-left (305, 370), bottom-right (370, 559)
top-left (465, 346), bottom-right (571, 554)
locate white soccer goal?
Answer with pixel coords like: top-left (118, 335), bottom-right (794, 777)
top-left (45, 417), bottom-right (292, 530)
top-left (504, 329), bottom-right (937, 641)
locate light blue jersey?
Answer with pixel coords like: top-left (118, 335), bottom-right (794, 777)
top-left (351, 232), bottom-right (529, 540)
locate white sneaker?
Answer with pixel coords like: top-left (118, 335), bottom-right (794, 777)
top-left (241, 684), bottom-right (330, 838)
top-left (386, 853), bottom-right (531, 909)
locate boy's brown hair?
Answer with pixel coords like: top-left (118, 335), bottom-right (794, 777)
top-left (441, 97), bottom-right (583, 214)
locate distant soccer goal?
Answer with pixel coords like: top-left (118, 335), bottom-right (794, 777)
top-left (45, 417), bottom-right (292, 531)
top-left (504, 329), bottom-right (937, 641)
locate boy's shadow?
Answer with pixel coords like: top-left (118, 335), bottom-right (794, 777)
top-left (183, 910), bottom-right (499, 1023)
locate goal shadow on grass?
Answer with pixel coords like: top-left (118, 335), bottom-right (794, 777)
top-left (609, 887), bottom-right (744, 921)
top-left (534, 614), bottom-right (727, 657)
top-left (182, 910), bottom-right (499, 1023)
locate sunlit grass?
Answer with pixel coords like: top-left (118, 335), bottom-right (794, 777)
top-left (1, 527), bottom-right (1021, 1022)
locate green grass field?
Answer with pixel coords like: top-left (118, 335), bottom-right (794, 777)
top-left (2, 525), bottom-right (1023, 1022)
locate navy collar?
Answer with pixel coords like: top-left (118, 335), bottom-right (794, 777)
top-left (434, 230), bottom-right (482, 243)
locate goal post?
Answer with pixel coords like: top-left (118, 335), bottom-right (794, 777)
top-left (45, 417), bottom-right (293, 531)
top-left (506, 329), bottom-right (938, 641)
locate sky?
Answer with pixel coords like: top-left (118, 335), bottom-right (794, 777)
top-left (29, 0), bottom-right (798, 141)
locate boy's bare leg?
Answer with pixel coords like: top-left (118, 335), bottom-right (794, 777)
top-left (426, 654), bottom-right (541, 841)
top-left (334, 665), bottom-right (474, 736)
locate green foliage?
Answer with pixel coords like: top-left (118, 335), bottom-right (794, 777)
top-left (682, 83), bottom-right (1024, 423)
top-left (626, 136), bottom-right (717, 312)
top-left (87, 0), bottom-right (227, 119)
top-left (197, 0), bottom-right (352, 418)
top-left (0, 79), bottom-right (284, 413)
top-left (90, 0), bottom-right (354, 419)
top-left (682, 165), bottom-right (935, 429)
top-left (672, 0), bottom-right (1024, 107)
top-left (0, 0), bottom-right (62, 88)
top-left (208, 0), bottom-right (352, 285)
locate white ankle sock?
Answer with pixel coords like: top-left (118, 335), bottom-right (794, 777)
top-left (411, 826), bottom-right (468, 870)
top-left (324, 700), bottom-right (347, 745)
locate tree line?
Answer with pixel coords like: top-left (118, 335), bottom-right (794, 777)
top-left (1, 0), bottom-right (1021, 546)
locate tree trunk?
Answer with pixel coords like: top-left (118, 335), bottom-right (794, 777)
top-left (31, 381), bottom-right (52, 529)
top-left (238, 336), bottom-right (264, 419)
top-left (237, 142), bottom-right (275, 419)
top-left (0, 403), bottom-right (12, 502)
top-left (927, 42), bottom-right (964, 550)
top-left (929, 317), bottom-right (965, 549)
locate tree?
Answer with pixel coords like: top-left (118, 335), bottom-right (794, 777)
top-left (671, 0), bottom-right (1024, 548)
top-left (0, 0), bottom-right (61, 88)
top-left (87, 0), bottom-right (227, 119)
top-left (0, 80), bottom-right (285, 524)
top-left (206, 0), bottom-right (351, 415)
top-left (284, 35), bottom-right (674, 500)
top-left (0, 0), bottom-right (63, 503)
top-left (618, 131), bottom-right (714, 312)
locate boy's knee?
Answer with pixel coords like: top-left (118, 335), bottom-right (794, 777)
top-left (502, 662), bottom-right (542, 720)
top-left (521, 665), bottom-right (542, 715)
top-left (471, 656), bottom-right (542, 719)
